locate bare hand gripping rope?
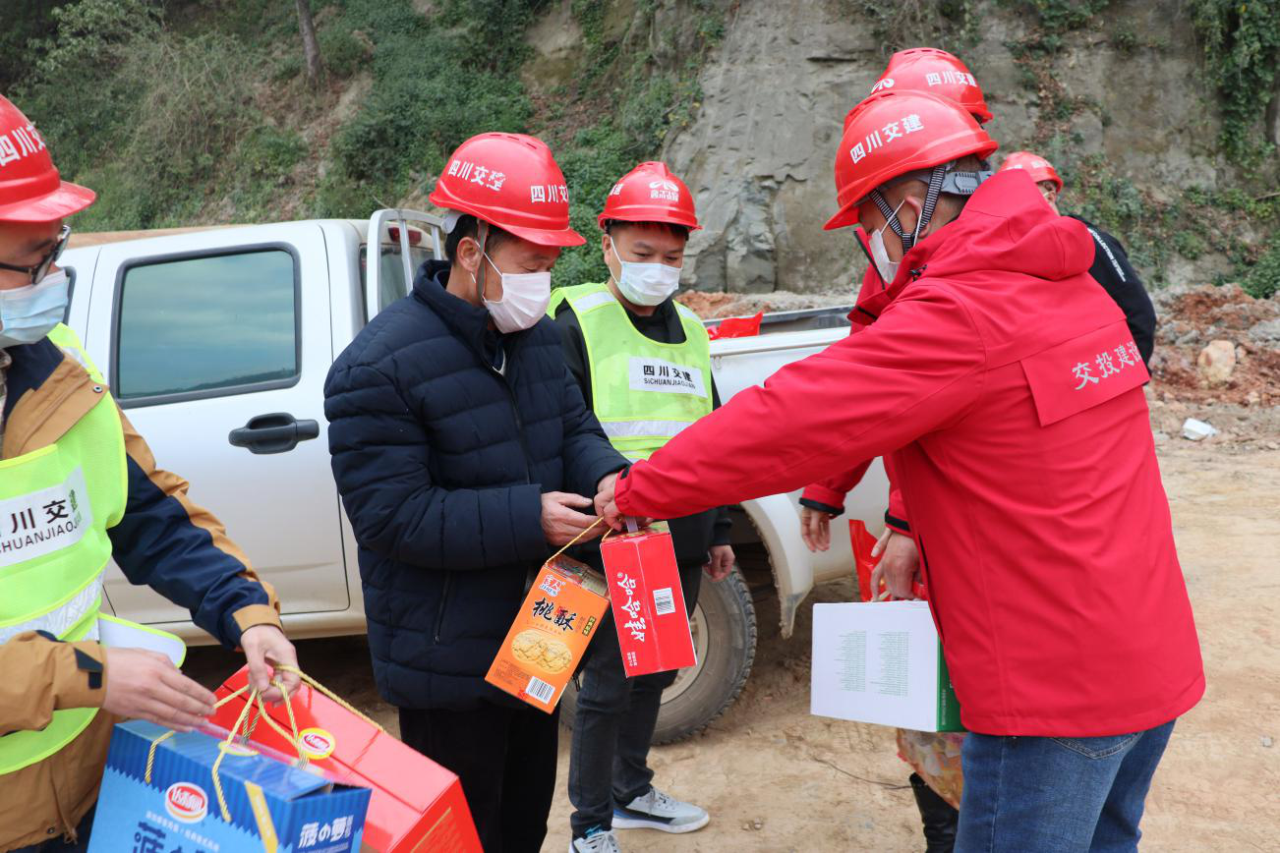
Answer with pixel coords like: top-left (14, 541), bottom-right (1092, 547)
top-left (144, 664), bottom-right (386, 822)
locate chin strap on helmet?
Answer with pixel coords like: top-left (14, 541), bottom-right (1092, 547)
top-left (869, 159), bottom-right (995, 252)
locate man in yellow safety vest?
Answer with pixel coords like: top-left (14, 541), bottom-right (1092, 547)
top-left (0, 94), bottom-right (298, 853)
top-left (551, 162), bottom-right (733, 853)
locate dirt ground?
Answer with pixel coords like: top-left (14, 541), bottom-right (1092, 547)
top-left (183, 442), bottom-right (1280, 853)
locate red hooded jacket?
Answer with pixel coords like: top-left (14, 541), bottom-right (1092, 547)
top-left (616, 172), bottom-right (1204, 736)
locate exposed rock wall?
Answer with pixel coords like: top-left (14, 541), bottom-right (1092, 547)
top-left (659, 0), bottom-right (1228, 293)
top-left (522, 0), bottom-right (1261, 294)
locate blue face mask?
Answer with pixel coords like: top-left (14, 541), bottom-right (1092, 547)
top-left (0, 269), bottom-right (69, 347)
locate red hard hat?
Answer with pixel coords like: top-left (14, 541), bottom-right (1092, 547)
top-left (998, 150), bottom-right (1063, 192)
top-left (868, 47), bottom-right (993, 125)
top-left (597, 161), bottom-right (701, 230)
top-left (429, 132), bottom-right (584, 247)
top-left (825, 90), bottom-right (998, 231)
top-left (0, 96), bottom-right (95, 223)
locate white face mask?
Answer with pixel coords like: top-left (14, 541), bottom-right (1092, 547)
top-left (0, 268), bottom-right (70, 347)
top-left (867, 198), bottom-right (908, 285)
top-left (609, 240), bottom-right (682, 306)
top-left (477, 252), bottom-right (551, 333)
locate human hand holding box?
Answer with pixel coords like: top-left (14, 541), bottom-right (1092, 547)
top-left (600, 528), bottom-right (696, 677)
top-left (212, 666), bottom-right (481, 852)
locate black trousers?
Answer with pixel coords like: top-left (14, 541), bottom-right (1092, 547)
top-left (567, 561), bottom-right (703, 836)
top-left (399, 701), bottom-right (560, 853)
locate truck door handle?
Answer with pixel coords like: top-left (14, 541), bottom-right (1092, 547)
top-left (228, 413), bottom-right (320, 455)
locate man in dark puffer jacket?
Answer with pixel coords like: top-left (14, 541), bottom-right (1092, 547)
top-left (324, 133), bottom-right (627, 853)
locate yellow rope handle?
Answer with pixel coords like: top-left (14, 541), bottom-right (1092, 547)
top-left (144, 684), bottom-right (252, 784)
top-left (244, 689), bottom-right (308, 762)
top-left (210, 686), bottom-right (263, 822)
top-left (546, 516), bottom-right (606, 564)
top-left (145, 676), bottom-right (309, 823)
top-left (143, 730), bottom-right (175, 784)
top-left (213, 675), bottom-right (305, 822)
top-left (272, 664), bottom-right (386, 734)
top-left (146, 663), bottom-right (387, 824)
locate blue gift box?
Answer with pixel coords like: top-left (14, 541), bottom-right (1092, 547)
top-left (88, 719), bottom-right (370, 853)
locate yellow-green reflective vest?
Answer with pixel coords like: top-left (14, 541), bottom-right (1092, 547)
top-left (0, 324), bottom-right (127, 774)
top-left (549, 283), bottom-right (713, 462)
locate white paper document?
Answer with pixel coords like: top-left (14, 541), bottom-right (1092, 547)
top-left (811, 600), bottom-right (948, 731)
top-left (98, 613), bottom-right (187, 666)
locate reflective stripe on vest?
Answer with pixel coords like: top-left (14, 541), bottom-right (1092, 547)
top-left (0, 571), bottom-right (104, 646)
top-left (552, 283), bottom-right (713, 462)
top-left (600, 420), bottom-right (692, 440)
top-left (0, 325), bottom-right (127, 774)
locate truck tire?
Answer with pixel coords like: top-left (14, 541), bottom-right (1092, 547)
top-left (559, 566), bottom-right (757, 744)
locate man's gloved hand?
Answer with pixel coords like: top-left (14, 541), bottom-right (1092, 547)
top-left (542, 491), bottom-right (603, 546)
top-left (705, 544), bottom-right (736, 581)
top-left (870, 528), bottom-right (921, 600)
top-left (800, 506), bottom-right (835, 553)
top-left (103, 647), bottom-right (216, 732)
top-left (241, 624), bottom-right (300, 703)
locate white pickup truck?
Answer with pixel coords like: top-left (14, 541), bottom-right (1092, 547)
top-left (59, 210), bottom-right (888, 741)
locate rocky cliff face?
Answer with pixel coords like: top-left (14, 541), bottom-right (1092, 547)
top-left (523, 0), bottom-right (1270, 294)
top-left (660, 0), bottom-right (1228, 293)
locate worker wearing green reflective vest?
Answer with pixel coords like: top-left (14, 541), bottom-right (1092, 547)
top-left (0, 94), bottom-right (299, 853)
top-left (551, 162), bottom-right (732, 853)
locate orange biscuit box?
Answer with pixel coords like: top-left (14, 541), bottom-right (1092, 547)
top-left (486, 555), bottom-right (609, 712)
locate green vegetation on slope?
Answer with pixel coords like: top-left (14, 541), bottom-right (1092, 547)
top-left (9, 0), bottom-right (723, 286)
top-left (4, 0), bottom-right (1277, 295)
top-left (1190, 0), bottom-right (1280, 167)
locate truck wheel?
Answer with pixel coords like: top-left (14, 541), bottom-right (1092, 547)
top-left (559, 566), bottom-right (757, 744)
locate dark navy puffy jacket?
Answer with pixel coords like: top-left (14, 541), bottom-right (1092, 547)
top-left (324, 262), bottom-right (625, 710)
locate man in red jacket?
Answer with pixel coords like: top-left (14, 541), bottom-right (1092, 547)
top-left (599, 90), bottom-right (1203, 851)
top-left (801, 45), bottom-right (994, 607)
top-left (801, 44), bottom-right (992, 616)
top-left (795, 48), bottom-right (999, 853)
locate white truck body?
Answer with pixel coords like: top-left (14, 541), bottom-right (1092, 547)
top-left (58, 215), bottom-right (887, 649)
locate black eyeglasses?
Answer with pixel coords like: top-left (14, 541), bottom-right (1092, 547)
top-left (0, 225), bottom-right (72, 286)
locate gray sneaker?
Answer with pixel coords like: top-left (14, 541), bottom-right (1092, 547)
top-left (570, 828), bottom-right (621, 852)
top-left (613, 787), bottom-right (709, 833)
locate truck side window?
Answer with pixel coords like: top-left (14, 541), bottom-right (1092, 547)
top-left (358, 244), bottom-right (434, 322)
top-left (115, 249), bottom-right (298, 403)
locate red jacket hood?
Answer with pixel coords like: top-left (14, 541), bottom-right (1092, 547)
top-left (893, 170), bottom-right (1093, 293)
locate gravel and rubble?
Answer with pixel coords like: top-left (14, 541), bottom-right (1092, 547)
top-left (681, 282), bottom-right (1280, 448)
top-left (1146, 283), bottom-right (1280, 448)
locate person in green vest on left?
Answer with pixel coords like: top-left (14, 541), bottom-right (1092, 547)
top-left (551, 162), bottom-right (733, 853)
top-left (0, 93), bottom-right (298, 853)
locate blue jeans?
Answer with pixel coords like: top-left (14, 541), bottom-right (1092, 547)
top-left (956, 720), bottom-right (1175, 853)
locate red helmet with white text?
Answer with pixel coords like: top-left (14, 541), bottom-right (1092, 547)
top-left (867, 48), bottom-right (993, 125)
top-left (430, 132), bottom-right (585, 247)
top-left (825, 90), bottom-right (998, 233)
top-left (0, 95), bottom-right (96, 223)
